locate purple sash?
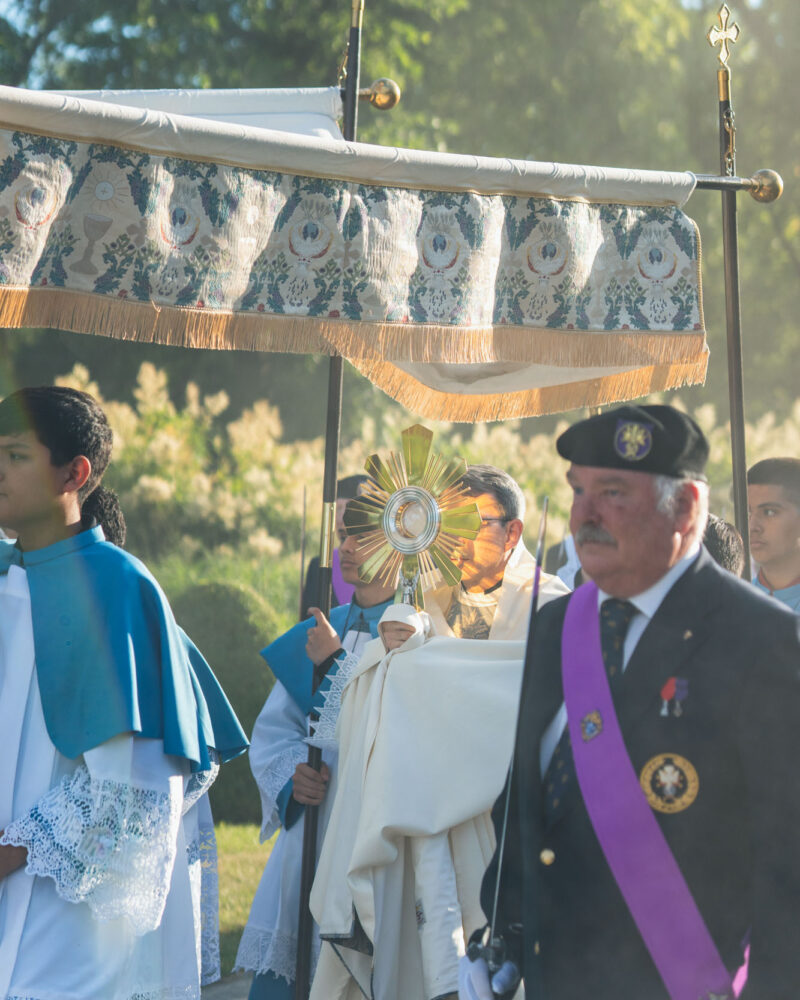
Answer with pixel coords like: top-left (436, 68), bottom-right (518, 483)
top-left (331, 548), bottom-right (355, 607)
top-left (561, 582), bottom-right (741, 1000)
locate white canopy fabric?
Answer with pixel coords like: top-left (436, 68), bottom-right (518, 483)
top-left (0, 84), bottom-right (707, 420)
top-left (57, 88), bottom-right (345, 140)
top-left (0, 86), bottom-right (694, 202)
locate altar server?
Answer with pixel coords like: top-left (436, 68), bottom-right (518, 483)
top-left (0, 385), bottom-right (247, 1000)
top-left (237, 526), bottom-right (397, 1000)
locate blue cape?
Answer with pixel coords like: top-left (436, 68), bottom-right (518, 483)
top-left (261, 597), bottom-right (392, 829)
top-left (262, 599), bottom-right (392, 714)
top-left (0, 527), bottom-right (248, 771)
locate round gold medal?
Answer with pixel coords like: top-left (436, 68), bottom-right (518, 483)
top-left (639, 753), bottom-right (699, 814)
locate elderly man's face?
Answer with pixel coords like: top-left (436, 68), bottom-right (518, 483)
top-left (567, 465), bottom-right (682, 597)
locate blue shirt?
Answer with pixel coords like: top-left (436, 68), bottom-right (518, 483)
top-left (752, 575), bottom-right (800, 615)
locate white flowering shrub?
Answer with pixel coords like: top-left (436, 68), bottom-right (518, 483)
top-left (54, 364), bottom-right (800, 617)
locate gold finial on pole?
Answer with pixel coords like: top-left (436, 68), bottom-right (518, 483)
top-left (749, 168), bottom-right (784, 203)
top-left (707, 4), bottom-right (740, 69)
top-left (358, 78), bottom-right (401, 110)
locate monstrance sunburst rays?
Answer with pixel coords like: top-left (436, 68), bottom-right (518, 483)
top-left (343, 424), bottom-right (482, 608)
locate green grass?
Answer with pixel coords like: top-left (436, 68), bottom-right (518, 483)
top-left (215, 822), bottom-right (276, 976)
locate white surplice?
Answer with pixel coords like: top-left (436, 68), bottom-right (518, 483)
top-left (0, 564), bottom-right (220, 1000)
top-left (309, 560), bottom-right (569, 1000)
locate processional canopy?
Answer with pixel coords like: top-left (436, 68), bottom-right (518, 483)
top-left (344, 425), bottom-right (481, 608)
top-left (0, 83), bottom-right (708, 422)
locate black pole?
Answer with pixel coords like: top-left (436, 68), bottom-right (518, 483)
top-left (694, 171), bottom-right (782, 196)
top-left (715, 61), bottom-right (751, 578)
top-left (293, 5), bottom-right (364, 998)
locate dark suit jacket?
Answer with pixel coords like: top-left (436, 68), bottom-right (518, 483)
top-left (481, 549), bottom-right (800, 999)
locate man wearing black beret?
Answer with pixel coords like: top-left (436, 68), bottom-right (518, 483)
top-left (461, 403), bottom-right (800, 1000)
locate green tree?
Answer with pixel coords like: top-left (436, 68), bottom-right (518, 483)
top-left (0, 0), bottom-right (797, 433)
top-left (170, 580), bottom-right (283, 825)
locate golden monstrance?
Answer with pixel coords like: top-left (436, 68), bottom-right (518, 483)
top-left (343, 424), bottom-right (482, 608)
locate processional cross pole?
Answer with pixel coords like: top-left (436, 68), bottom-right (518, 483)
top-left (694, 4), bottom-right (783, 576)
top-left (709, 3), bottom-right (748, 575)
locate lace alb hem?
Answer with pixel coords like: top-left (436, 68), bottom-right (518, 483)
top-left (307, 649), bottom-right (361, 751)
top-left (187, 825), bottom-right (221, 984)
top-left (234, 926), bottom-right (298, 983)
top-left (9, 988), bottom-right (200, 1000)
top-left (254, 744), bottom-right (310, 834)
top-left (129, 990), bottom-right (200, 1000)
top-left (183, 752), bottom-right (220, 815)
top-left (1, 765), bottom-right (181, 936)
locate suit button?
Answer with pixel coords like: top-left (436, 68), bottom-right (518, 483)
top-left (539, 848), bottom-right (555, 866)
top-left (534, 941), bottom-right (541, 955)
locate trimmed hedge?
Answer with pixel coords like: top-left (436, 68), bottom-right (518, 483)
top-left (172, 580), bottom-right (282, 824)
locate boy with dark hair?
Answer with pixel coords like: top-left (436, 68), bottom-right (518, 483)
top-left (300, 474), bottom-right (369, 617)
top-left (0, 386), bottom-right (247, 1000)
top-left (703, 513), bottom-right (745, 577)
top-left (747, 457), bottom-right (800, 613)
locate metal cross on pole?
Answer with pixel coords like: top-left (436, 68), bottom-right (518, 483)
top-left (707, 4), bottom-right (740, 71)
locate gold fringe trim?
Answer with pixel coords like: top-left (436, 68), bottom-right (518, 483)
top-left (350, 354), bottom-right (710, 423)
top-left (0, 287), bottom-right (707, 371)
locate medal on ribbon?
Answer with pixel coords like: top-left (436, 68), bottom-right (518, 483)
top-left (660, 676), bottom-right (689, 717)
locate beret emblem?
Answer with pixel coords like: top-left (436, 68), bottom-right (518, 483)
top-left (614, 420), bottom-right (653, 461)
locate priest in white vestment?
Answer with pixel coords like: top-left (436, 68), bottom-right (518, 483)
top-left (308, 466), bottom-right (569, 1000)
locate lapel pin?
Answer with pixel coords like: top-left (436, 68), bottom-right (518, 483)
top-left (581, 710), bottom-right (603, 742)
top-left (683, 629), bottom-right (693, 640)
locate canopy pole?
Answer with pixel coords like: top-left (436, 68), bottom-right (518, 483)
top-left (293, 4), bottom-right (364, 998)
top-left (707, 4), bottom-right (750, 577)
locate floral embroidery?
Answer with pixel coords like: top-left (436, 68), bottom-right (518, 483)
top-left (0, 127), bottom-right (702, 334)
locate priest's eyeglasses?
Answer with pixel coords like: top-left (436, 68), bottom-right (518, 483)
top-left (479, 517), bottom-right (509, 528)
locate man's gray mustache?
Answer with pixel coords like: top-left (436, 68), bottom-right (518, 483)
top-left (575, 524), bottom-right (617, 546)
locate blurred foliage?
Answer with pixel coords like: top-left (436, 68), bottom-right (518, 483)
top-left (214, 822), bottom-right (273, 974)
top-left (0, 0), bottom-right (797, 436)
top-left (171, 581), bottom-right (283, 825)
top-left (55, 359), bottom-right (800, 565)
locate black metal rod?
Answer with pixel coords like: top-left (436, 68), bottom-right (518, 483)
top-left (294, 6), bottom-right (363, 998)
top-left (293, 379), bottom-right (344, 1000)
top-left (342, 24), bottom-right (361, 143)
top-left (716, 78), bottom-right (752, 578)
top-left (720, 186), bottom-right (751, 577)
top-left (694, 173), bottom-right (756, 192)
